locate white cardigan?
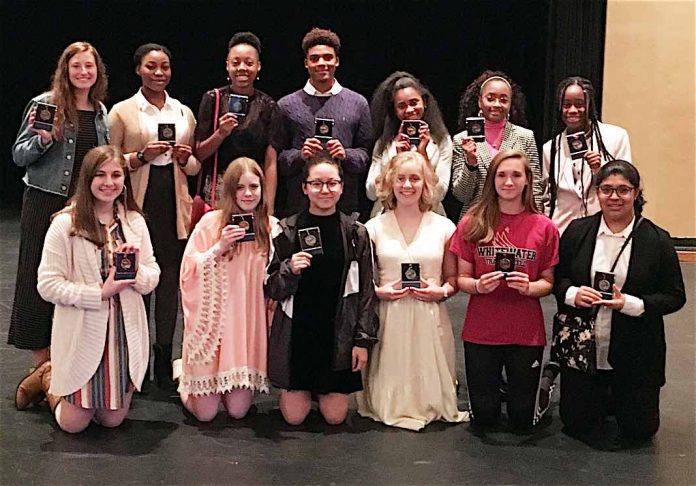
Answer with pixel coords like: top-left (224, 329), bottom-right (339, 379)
top-left (37, 207), bottom-right (160, 396)
top-left (365, 136), bottom-right (453, 218)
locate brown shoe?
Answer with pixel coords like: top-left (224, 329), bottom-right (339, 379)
top-left (15, 361), bottom-right (51, 410)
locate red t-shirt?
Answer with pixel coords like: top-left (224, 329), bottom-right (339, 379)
top-left (450, 211), bottom-right (559, 346)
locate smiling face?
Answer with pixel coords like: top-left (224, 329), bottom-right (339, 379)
top-left (494, 156), bottom-right (528, 203)
top-left (393, 87), bottom-right (425, 121)
top-left (304, 45), bottom-right (339, 88)
top-left (137, 50), bottom-right (171, 93)
top-left (235, 171), bottom-right (262, 212)
top-left (303, 162), bottom-right (343, 214)
top-left (91, 159), bottom-right (125, 205)
top-left (393, 159), bottom-right (424, 208)
top-left (479, 79), bottom-right (512, 122)
top-left (561, 84), bottom-right (588, 133)
top-left (227, 43), bottom-right (260, 92)
top-left (68, 50), bottom-right (98, 92)
top-left (597, 174), bottom-right (636, 222)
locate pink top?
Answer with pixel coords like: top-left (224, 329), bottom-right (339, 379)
top-left (179, 210), bottom-right (271, 396)
top-left (485, 119), bottom-right (506, 157)
top-left (450, 212), bottom-right (559, 346)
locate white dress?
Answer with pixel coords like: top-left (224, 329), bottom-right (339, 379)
top-left (356, 211), bottom-right (468, 430)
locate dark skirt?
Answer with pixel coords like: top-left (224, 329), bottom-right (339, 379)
top-left (8, 187), bottom-right (68, 349)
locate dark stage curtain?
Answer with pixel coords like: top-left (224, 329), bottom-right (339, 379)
top-left (543, 0), bottom-right (608, 141)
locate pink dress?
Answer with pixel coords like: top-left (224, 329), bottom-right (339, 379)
top-left (179, 210), bottom-right (271, 396)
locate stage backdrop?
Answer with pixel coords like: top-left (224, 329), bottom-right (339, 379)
top-left (1, 0), bottom-right (607, 210)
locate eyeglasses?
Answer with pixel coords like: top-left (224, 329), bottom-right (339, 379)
top-left (304, 179), bottom-right (343, 192)
top-left (598, 185), bottom-right (635, 197)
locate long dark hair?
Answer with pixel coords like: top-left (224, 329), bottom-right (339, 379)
top-left (370, 71), bottom-right (449, 149)
top-left (457, 70), bottom-right (528, 130)
top-left (594, 159), bottom-right (645, 216)
top-left (547, 76), bottom-right (616, 218)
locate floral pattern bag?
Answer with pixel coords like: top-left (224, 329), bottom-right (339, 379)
top-left (551, 217), bottom-right (643, 374)
top-left (551, 308), bottom-right (599, 374)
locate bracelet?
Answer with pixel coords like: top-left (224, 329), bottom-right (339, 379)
top-left (473, 279), bottom-right (481, 295)
top-left (439, 286), bottom-right (449, 302)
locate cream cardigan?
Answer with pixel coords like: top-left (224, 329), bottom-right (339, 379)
top-left (37, 208), bottom-right (160, 396)
top-left (108, 93), bottom-right (200, 239)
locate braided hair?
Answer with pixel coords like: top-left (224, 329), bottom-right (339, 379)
top-left (547, 76), bottom-right (615, 218)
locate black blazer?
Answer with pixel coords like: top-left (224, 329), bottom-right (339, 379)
top-left (554, 213), bottom-right (686, 387)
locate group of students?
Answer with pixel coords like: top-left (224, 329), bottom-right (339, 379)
top-left (9, 28), bottom-right (686, 449)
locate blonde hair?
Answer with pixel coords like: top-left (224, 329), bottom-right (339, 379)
top-left (218, 157), bottom-right (271, 256)
top-left (376, 151), bottom-right (438, 213)
top-left (462, 149), bottom-right (538, 244)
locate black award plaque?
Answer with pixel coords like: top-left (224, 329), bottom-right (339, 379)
top-left (158, 123), bottom-right (176, 145)
top-left (593, 271), bottom-right (615, 300)
top-left (495, 251), bottom-right (516, 277)
top-left (298, 226), bottom-right (323, 255)
top-left (401, 120), bottom-right (422, 147)
top-left (314, 118), bottom-right (334, 141)
top-left (466, 117), bottom-right (486, 142)
top-left (401, 262), bottom-right (421, 288)
top-left (114, 252), bottom-right (137, 280)
top-left (228, 94), bottom-right (249, 117)
top-left (231, 213), bottom-right (255, 242)
top-left (566, 131), bottom-right (589, 160)
top-left (33, 102), bottom-right (57, 131)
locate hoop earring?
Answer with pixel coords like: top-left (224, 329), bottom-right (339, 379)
top-left (477, 109), bottom-right (483, 117)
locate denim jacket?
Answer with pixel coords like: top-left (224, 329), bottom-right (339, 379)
top-left (12, 93), bottom-right (109, 197)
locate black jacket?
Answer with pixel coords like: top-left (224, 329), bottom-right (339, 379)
top-left (554, 213), bottom-right (686, 387)
top-left (265, 210), bottom-right (378, 389)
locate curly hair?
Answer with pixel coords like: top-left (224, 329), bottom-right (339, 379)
top-left (49, 41), bottom-right (107, 139)
top-left (457, 70), bottom-right (527, 130)
top-left (228, 31), bottom-right (262, 56)
top-left (376, 151), bottom-right (439, 213)
top-left (370, 71), bottom-right (449, 150)
top-left (301, 27), bottom-right (340, 55)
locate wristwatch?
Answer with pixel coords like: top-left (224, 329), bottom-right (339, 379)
top-left (136, 151), bottom-right (146, 163)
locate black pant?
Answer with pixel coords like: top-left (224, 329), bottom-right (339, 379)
top-left (560, 368), bottom-right (660, 441)
top-left (464, 342), bottom-right (543, 429)
top-left (142, 165), bottom-right (184, 347)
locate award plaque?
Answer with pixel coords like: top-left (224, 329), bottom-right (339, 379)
top-left (228, 94), bottom-right (249, 117)
top-left (314, 118), bottom-right (334, 141)
top-left (593, 271), bottom-right (615, 300)
top-left (298, 226), bottom-right (323, 255)
top-left (33, 102), bottom-right (57, 131)
top-left (401, 262), bottom-right (421, 288)
top-left (401, 120), bottom-right (422, 147)
top-left (566, 131), bottom-right (589, 160)
top-left (465, 117), bottom-right (486, 142)
top-left (114, 252), bottom-right (137, 280)
top-left (158, 123), bottom-right (176, 145)
top-left (495, 251), bottom-right (516, 277)
top-left (231, 213), bottom-right (255, 242)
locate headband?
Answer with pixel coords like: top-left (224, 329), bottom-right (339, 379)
top-left (480, 76), bottom-right (512, 93)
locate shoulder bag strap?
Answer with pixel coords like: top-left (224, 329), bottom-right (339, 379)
top-left (194, 88), bottom-right (222, 205)
top-left (609, 216), bottom-right (644, 272)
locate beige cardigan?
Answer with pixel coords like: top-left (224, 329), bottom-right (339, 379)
top-left (37, 208), bottom-right (160, 396)
top-left (108, 93), bottom-right (200, 239)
